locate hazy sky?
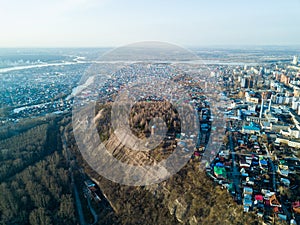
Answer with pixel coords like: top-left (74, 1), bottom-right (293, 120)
top-left (0, 0), bottom-right (299, 47)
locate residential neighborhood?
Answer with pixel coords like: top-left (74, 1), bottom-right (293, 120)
top-left (206, 56), bottom-right (300, 225)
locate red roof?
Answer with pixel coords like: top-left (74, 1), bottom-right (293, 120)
top-left (273, 207), bottom-right (279, 213)
top-left (88, 186), bottom-right (97, 192)
top-left (292, 201), bottom-right (300, 208)
top-left (194, 151), bottom-right (201, 157)
top-left (255, 195), bottom-right (263, 201)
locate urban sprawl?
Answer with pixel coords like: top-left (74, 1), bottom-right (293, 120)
top-left (1, 54), bottom-right (300, 225)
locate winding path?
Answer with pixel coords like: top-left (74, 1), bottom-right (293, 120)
top-left (87, 196), bottom-right (99, 225)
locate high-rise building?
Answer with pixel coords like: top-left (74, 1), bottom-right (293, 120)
top-left (241, 76), bottom-right (253, 88)
top-left (292, 56), bottom-right (298, 65)
top-left (260, 99), bottom-right (264, 118)
top-left (280, 74), bottom-right (291, 85)
top-left (241, 78), bottom-right (247, 88)
top-left (268, 97), bottom-right (272, 111)
top-left (276, 96), bottom-right (284, 104)
top-left (292, 101), bottom-right (300, 110)
top-left (151, 125), bottom-right (156, 136)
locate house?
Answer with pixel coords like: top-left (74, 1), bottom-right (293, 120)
top-left (270, 123), bottom-right (290, 132)
top-left (279, 160), bottom-right (289, 170)
top-left (262, 189), bottom-right (276, 200)
top-left (214, 165), bottom-right (227, 179)
top-left (242, 122), bottom-right (261, 134)
top-left (280, 178), bottom-right (290, 187)
top-left (269, 195), bottom-right (281, 207)
top-left (277, 167), bottom-right (289, 177)
top-left (275, 137), bottom-right (300, 148)
top-left (290, 219), bottom-right (297, 225)
top-left (243, 187), bottom-right (253, 195)
top-left (84, 180), bottom-right (96, 189)
top-left (259, 158), bottom-right (268, 170)
top-left (243, 193), bottom-right (253, 209)
top-left (246, 177), bottom-right (255, 186)
top-left (292, 201), bottom-right (300, 214)
top-left (278, 214), bottom-right (287, 222)
top-left (194, 151), bottom-right (201, 158)
top-left (250, 135), bottom-right (258, 141)
top-left (240, 161), bottom-right (251, 169)
top-left (255, 195), bottom-right (264, 202)
top-left (244, 206), bottom-right (250, 212)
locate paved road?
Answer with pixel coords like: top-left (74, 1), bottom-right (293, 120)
top-left (73, 176), bottom-right (86, 225)
top-left (264, 143), bottom-right (277, 192)
top-left (228, 127), bottom-right (241, 201)
top-left (87, 196), bottom-right (99, 225)
top-left (61, 133), bottom-right (86, 225)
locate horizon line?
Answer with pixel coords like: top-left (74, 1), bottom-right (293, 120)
top-left (0, 44), bottom-right (300, 49)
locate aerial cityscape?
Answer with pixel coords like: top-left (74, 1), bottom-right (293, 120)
top-left (1, 0), bottom-right (300, 225)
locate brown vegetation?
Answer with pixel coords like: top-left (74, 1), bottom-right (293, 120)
top-left (66, 103), bottom-right (258, 225)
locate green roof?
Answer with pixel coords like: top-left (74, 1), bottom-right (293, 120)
top-left (214, 166), bottom-right (227, 177)
top-left (280, 160), bottom-right (287, 165)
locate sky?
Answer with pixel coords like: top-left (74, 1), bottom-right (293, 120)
top-left (0, 0), bottom-right (299, 47)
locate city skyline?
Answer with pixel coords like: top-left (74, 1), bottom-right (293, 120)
top-left (1, 0), bottom-right (300, 47)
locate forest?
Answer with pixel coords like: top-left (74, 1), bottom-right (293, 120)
top-left (0, 117), bottom-right (77, 225)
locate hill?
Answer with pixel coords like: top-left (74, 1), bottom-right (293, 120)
top-left (66, 102), bottom-right (259, 225)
